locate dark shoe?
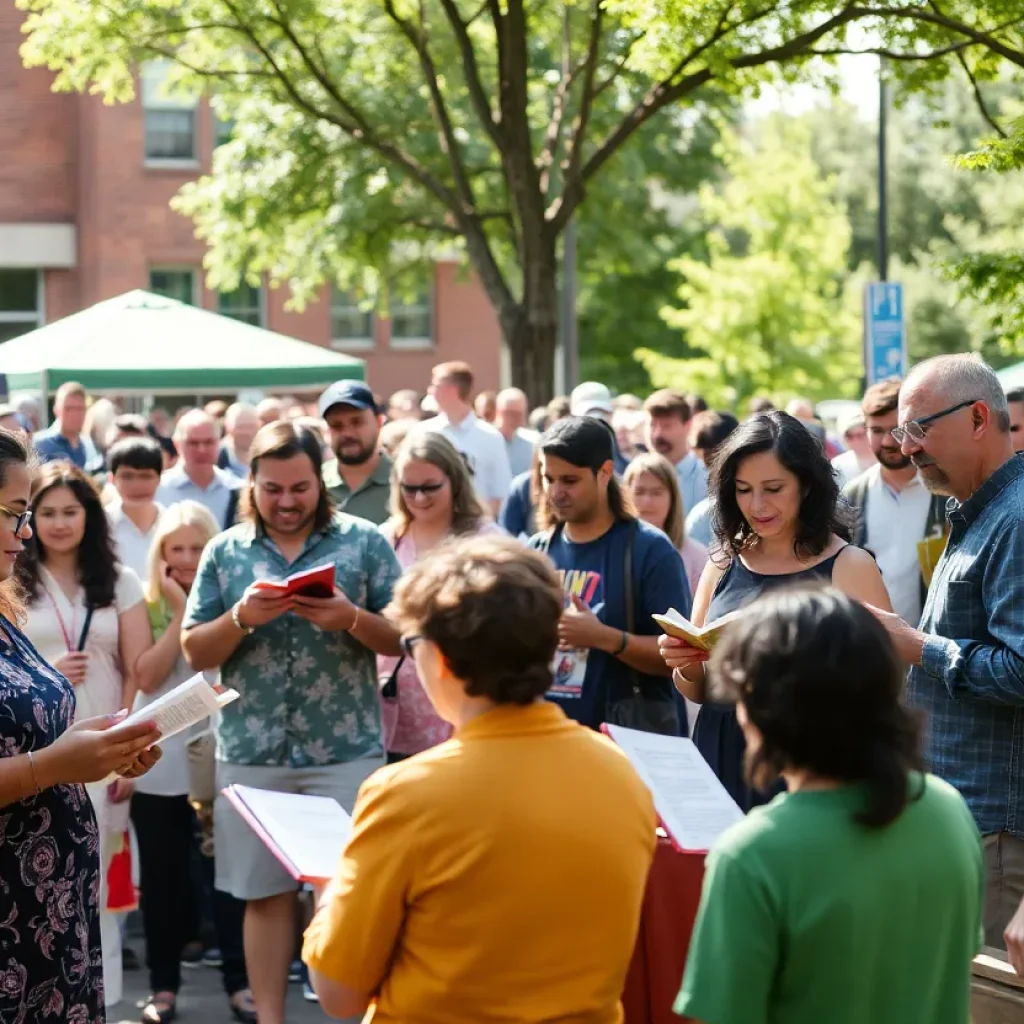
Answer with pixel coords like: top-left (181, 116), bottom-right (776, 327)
top-left (141, 992), bottom-right (177, 1024)
top-left (180, 939), bottom-right (203, 968)
top-left (228, 989), bottom-right (258, 1024)
top-left (122, 945), bottom-right (141, 971)
top-left (288, 957), bottom-right (302, 983)
top-left (303, 979), bottom-right (319, 1003)
top-left (200, 946), bottom-right (223, 968)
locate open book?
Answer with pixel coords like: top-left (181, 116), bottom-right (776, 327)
top-left (114, 672), bottom-right (238, 745)
top-left (652, 607), bottom-right (744, 652)
top-left (252, 562), bottom-right (336, 599)
top-left (224, 785), bottom-right (353, 883)
top-left (604, 725), bottom-right (742, 854)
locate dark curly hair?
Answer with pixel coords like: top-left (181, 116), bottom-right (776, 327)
top-left (17, 462), bottom-right (120, 610)
top-left (710, 585), bottom-right (924, 828)
top-left (388, 533), bottom-right (561, 705)
top-left (710, 411), bottom-right (852, 560)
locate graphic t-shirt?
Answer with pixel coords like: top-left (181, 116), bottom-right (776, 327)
top-left (676, 774), bottom-right (983, 1024)
top-left (529, 519), bottom-right (691, 729)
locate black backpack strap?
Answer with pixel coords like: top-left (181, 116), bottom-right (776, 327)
top-left (224, 488), bottom-right (240, 530)
top-left (623, 520), bottom-right (640, 692)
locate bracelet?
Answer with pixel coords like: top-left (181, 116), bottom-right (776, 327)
top-left (347, 606), bottom-right (360, 633)
top-left (26, 751), bottom-right (41, 796)
top-left (611, 630), bottom-right (629, 656)
top-left (231, 602), bottom-right (255, 635)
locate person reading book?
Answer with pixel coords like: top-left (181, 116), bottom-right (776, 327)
top-left (303, 534), bottom-right (657, 1023)
top-left (658, 412), bottom-right (891, 810)
top-left (676, 586), bottom-right (983, 1024)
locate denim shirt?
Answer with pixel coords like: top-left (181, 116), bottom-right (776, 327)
top-left (183, 514), bottom-right (401, 768)
top-left (908, 454), bottom-right (1024, 837)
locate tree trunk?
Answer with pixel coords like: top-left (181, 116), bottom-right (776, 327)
top-left (500, 296), bottom-right (558, 407)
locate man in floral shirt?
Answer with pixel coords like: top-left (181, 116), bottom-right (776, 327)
top-left (182, 420), bottom-right (401, 1024)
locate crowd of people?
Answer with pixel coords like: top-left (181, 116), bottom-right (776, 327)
top-left (1, 351), bottom-right (1023, 1024)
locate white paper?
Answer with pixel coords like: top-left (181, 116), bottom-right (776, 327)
top-left (606, 725), bottom-right (743, 852)
top-left (231, 785), bottom-right (352, 882)
top-left (114, 673), bottom-right (238, 745)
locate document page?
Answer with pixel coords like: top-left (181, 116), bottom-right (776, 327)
top-left (115, 673), bottom-right (239, 745)
top-left (227, 785), bottom-right (353, 883)
top-left (606, 725), bottom-right (743, 852)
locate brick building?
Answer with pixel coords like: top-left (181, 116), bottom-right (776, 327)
top-left (0, 7), bottom-right (503, 400)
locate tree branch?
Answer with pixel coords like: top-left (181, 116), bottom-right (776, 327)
top-left (881, 7), bottom-right (1024, 70)
top-left (807, 41), bottom-right (974, 60)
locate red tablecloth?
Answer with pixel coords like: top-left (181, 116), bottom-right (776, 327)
top-left (622, 837), bottom-right (705, 1024)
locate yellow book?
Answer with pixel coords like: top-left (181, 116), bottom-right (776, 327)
top-left (651, 607), bottom-right (744, 652)
top-left (917, 535), bottom-right (947, 588)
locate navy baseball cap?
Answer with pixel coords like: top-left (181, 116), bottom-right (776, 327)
top-left (318, 380), bottom-right (377, 417)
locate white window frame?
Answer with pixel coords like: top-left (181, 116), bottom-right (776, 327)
top-left (149, 266), bottom-right (198, 305)
top-left (217, 281), bottom-right (266, 328)
top-left (330, 287), bottom-right (375, 352)
top-left (388, 278), bottom-right (435, 351)
top-left (0, 269), bottom-right (44, 341)
top-left (141, 60), bottom-right (199, 168)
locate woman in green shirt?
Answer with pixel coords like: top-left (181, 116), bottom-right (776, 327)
top-left (676, 585), bottom-right (983, 1024)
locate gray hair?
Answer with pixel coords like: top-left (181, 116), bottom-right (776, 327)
top-left (905, 354), bottom-right (1009, 432)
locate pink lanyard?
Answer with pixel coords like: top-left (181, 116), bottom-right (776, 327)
top-left (44, 587), bottom-right (79, 653)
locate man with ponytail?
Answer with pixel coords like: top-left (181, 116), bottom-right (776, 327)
top-left (528, 416), bottom-right (691, 733)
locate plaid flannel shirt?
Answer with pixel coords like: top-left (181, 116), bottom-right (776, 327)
top-left (908, 454), bottom-right (1024, 837)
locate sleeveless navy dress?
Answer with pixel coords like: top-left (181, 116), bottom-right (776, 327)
top-left (693, 549), bottom-right (844, 812)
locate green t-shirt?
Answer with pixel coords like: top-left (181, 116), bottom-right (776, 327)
top-left (675, 773), bottom-right (983, 1024)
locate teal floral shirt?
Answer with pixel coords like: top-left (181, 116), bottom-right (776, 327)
top-left (183, 514), bottom-right (401, 767)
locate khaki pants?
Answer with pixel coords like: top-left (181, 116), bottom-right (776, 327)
top-left (983, 831), bottom-right (1024, 948)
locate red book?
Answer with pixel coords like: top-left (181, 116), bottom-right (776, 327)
top-left (252, 563), bottom-right (336, 599)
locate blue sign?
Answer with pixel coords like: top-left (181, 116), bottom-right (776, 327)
top-left (864, 282), bottom-right (906, 384)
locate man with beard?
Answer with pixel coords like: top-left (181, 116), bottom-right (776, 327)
top-left (867, 354), bottom-right (1024, 956)
top-left (842, 378), bottom-right (947, 626)
top-left (182, 419), bottom-right (401, 1024)
top-left (319, 380), bottom-right (392, 525)
top-left (528, 417), bottom-right (690, 734)
top-left (642, 389), bottom-right (708, 516)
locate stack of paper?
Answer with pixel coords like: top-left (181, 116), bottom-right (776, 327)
top-left (604, 725), bottom-right (743, 853)
top-left (224, 785), bottom-right (353, 883)
top-left (652, 607), bottom-right (743, 652)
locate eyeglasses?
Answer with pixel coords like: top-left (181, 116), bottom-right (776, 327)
top-left (399, 481), bottom-right (446, 497)
top-left (400, 634), bottom-right (423, 658)
top-left (0, 504), bottom-right (32, 534)
top-left (890, 399), bottom-right (978, 446)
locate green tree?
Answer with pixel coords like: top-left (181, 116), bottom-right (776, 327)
top-left (639, 119), bottom-right (861, 408)
top-left (20, 0), bottom-right (1024, 401)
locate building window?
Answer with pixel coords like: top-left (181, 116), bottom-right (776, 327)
top-left (142, 60), bottom-right (198, 163)
top-left (214, 115), bottom-right (235, 149)
top-left (389, 276), bottom-right (434, 349)
top-left (149, 268), bottom-right (197, 305)
top-left (330, 288), bottom-right (374, 351)
top-left (0, 269), bottom-right (41, 344)
top-left (218, 282), bottom-right (263, 327)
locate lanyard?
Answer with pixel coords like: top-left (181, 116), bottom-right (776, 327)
top-left (43, 585), bottom-right (80, 653)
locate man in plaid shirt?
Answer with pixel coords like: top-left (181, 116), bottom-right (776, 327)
top-left (868, 354), bottom-right (1024, 951)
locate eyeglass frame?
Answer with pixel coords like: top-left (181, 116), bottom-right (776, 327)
top-left (400, 634), bottom-right (423, 658)
top-left (890, 399), bottom-right (979, 446)
top-left (0, 504), bottom-right (32, 535)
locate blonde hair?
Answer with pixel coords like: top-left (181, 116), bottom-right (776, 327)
top-left (389, 432), bottom-right (487, 540)
top-left (144, 500), bottom-right (220, 604)
top-left (623, 452), bottom-right (685, 549)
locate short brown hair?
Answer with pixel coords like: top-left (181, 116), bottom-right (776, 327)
top-left (389, 534), bottom-right (562, 705)
top-left (432, 361), bottom-right (474, 401)
top-left (862, 379), bottom-right (902, 418)
top-left (643, 388), bottom-right (691, 422)
top-left (243, 421), bottom-right (333, 531)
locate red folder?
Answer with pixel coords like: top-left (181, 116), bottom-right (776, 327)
top-left (252, 563), bottom-right (336, 599)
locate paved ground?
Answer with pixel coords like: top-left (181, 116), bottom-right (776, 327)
top-left (114, 951), bottom-right (329, 1024)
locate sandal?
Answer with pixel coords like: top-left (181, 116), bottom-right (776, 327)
top-left (228, 988), bottom-right (258, 1024)
top-left (141, 992), bottom-right (177, 1024)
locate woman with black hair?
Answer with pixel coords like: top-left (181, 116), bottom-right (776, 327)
top-left (659, 412), bottom-right (892, 809)
top-left (675, 586), bottom-right (982, 1024)
top-left (18, 461), bottom-right (155, 1007)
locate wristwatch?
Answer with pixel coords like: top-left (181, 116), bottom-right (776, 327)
top-left (231, 602), bottom-right (255, 635)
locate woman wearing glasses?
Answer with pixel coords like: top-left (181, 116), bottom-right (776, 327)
top-left (18, 461), bottom-right (156, 1006)
top-left (377, 432), bottom-right (501, 762)
top-left (304, 534), bottom-right (656, 1022)
top-left (0, 430), bottom-right (160, 1024)
top-left (659, 412), bottom-right (893, 810)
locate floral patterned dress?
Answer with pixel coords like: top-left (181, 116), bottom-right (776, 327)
top-left (0, 616), bottom-right (103, 1024)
